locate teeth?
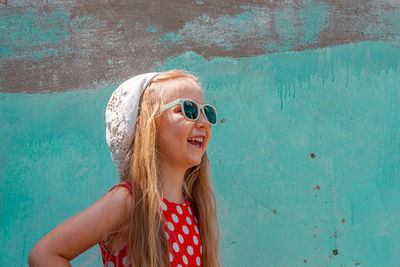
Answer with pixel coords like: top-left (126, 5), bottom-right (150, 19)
top-left (188, 136), bottom-right (204, 143)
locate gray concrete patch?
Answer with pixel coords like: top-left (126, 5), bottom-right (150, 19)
top-left (1, 0), bottom-right (399, 93)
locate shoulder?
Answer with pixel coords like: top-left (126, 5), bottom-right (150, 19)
top-left (67, 184), bottom-right (134, 236)
top-left (101, 184), bottom-right (134, 223)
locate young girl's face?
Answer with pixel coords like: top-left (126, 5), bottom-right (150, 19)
top-left (157, 78), bottom-right (212, 170)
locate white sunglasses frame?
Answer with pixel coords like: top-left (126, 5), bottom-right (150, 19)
top-left (162, 98), bottom-right (218, 125)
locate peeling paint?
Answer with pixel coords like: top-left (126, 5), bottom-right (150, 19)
top-left (154, 9), bottom-right (273, 51)
top-left (1, 1), bottom-right (400, 93)
top-left (0, 8), bottom-right (70, 60)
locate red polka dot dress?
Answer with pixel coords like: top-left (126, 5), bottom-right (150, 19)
top-left (100, 183), bottom-right (203, 267)
top-left (162, 197), bottom-right (203, 267)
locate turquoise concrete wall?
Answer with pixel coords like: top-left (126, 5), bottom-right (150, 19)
top-left (1, 1), bottom-right (400, 266)
top-left (2, 41), bottom-right (400, 266)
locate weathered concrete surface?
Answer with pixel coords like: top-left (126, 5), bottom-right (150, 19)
top-left (2, 41), bottom-right (400, 266)
top-left (1, 1), bottom-right (400, 266)
top-left (1, 0), bottom-right (400, 93)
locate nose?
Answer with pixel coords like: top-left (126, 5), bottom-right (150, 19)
top-left (196, 110), bottom-right (210, 128)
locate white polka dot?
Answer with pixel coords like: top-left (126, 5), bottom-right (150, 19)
top-left (178, 234), bottom-right (184, 243)
top-left (187, 245), bottom-right (193, 255)
top-left (167, 221), bottom-right (174, 231)
top-left (122, 256), bottom-right (128, 265)
top-left (183, 225), bottom-right (189, 234)
top-left (194, 216), bottom-right (198, 224)
top-left (161, 202), bottom-right (168, 211)
top-left (177, 265), bottom-right (182, 267)
top-left (172, 213), bottom-right (178, 223)
top-left (169, 252), bottom-right (173, 262)
top-left (200, 245), bottom-right (202, 254)
top-left (193, 235), bottom-right (198, 245)
top-left (173, 242), bottom-right (179, 252)
top-left (176, 205), bottom-right (182, 214)
top-left (165, 231), bottom-right (169, 239)
top-left (183, 255), bottom-right (188, 265)
top-left (188, 206), bottom-right (192, 215)
top-left (107, 262), bottom-right (114, 267)
top-left (196, 256), bottom-right (201, 266)
top-left (195, 225), bottom-right (199, 234)
top-left (186, 216), bottom-right (192, 225)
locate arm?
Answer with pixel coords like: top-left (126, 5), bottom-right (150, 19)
top-left (28, 186), bottom-right (133, 267)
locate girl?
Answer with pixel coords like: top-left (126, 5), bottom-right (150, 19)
top-left (28, 70), bottom-right (220, 267)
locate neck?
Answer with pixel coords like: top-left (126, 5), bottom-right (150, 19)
top-left (159, 159), bottom-right (187, 203)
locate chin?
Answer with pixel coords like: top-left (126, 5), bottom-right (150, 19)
top-left (186, 157), bottom-right (202, 168)
top-left (189, 160), bottom-right (202, 168)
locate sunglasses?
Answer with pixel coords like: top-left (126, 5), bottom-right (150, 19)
top-left (162, 98), bottom-right (217, 125)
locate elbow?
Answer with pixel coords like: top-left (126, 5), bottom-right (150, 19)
top-left (28, 245), bottom-right (39, 266)
top-left (28, 243), bottom-right (45, 267)
top-left (28, 242), bottom-right (71, 267)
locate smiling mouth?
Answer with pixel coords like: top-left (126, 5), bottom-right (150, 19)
top-left (187, 136), bottom-right (204, 149)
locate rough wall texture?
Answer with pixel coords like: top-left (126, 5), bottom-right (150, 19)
top-left (1, 0), bottom-right (399, 93)
top-left (1, 0), bottom-right (400, 266)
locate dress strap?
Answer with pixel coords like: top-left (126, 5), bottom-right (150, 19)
top-left (109, 181), bottom-right (132, 194)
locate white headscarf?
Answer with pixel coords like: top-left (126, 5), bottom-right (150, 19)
top-left (105, 72), bottom-right (159, 179)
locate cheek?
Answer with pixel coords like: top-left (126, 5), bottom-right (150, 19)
top-left (158, 122), bottom-right (172, 151)
top-left (158, 120), bottom-right (189, 150)
top-left (203, 128), bottom-right (212, 150)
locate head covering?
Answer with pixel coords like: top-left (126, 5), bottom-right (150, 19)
top-left (105, 72), bottom-right (159, 179)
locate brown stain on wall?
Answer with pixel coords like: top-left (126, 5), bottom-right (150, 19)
top-left (1, 0), bottom-right (400, 93)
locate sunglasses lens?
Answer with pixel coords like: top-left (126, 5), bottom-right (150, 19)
top-left (204, 105), bottom-right (217, 124)
top-left (183, 100), bottom-right (199, 120)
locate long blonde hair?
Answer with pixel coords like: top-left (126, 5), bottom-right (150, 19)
top-left (107, 70), bottom-right (220, 266)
